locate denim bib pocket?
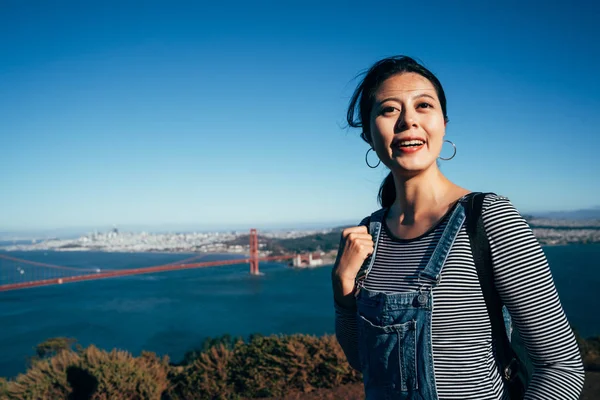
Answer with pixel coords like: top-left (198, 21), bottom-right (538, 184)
top-left (357, 315), bottom-right (418, 392)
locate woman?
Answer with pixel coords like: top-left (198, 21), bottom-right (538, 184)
top-left (332, 56), bottom-right (584, 399)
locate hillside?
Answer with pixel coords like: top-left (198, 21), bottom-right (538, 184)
top-left (226, 229), bottom-right (344, 256)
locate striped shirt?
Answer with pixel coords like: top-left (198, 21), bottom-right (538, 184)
top-left (334, 194), bottom-right (584, 399)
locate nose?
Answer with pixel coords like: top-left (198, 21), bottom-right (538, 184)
top-left (395, 108), bottom-right (418, 132)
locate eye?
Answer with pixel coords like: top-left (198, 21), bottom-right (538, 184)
top-left (417, 102), bottom-right (433, 109)
top-left (379, 106), bottom-right (398, 116)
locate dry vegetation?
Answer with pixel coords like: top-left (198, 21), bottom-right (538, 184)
top-left (0, 334), bottom-right (359, 400)
top-left (0, 333), bottom-right (598, 399)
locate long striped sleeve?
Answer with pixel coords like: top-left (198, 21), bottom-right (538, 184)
top-left (483, 196), bottom-right (585, 399)
top-left (333, 216), bottom-right (369, 372)
top-left (334, 301), bottom-right (361, 371)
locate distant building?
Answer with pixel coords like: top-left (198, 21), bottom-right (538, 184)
top-left (292, 252), bottom-right (323, 267)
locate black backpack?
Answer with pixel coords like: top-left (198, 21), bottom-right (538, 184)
top-left (463, 192), bottom-right (533, 399)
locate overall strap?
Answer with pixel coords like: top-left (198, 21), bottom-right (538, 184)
top-left (463, 192), bottom-right (520, 384)
top-left (418, 201), bottom-right (466, 287)
top-left (355, 208), bottom-right (386, 288)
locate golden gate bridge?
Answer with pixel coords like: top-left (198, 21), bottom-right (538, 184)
top-left (0, 229), bottom-right (299, 292)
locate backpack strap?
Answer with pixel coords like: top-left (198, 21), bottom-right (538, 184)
top-left (354, 208), bottom-right (386, 291)
top-left (463, 192), bottom-right (522, 386)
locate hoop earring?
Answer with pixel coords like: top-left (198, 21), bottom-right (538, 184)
top-left (365, 148), bottom-right (381, 168)
top-left (438, 140), bottom-right (456, 161)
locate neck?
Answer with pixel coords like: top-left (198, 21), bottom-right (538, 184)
top-left (390, 165), bottom-right (454, 221)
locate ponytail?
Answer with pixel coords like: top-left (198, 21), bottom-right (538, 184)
top-left (378, 172), bottom-right (396, 208)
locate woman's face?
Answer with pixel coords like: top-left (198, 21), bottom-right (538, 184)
top-left (369, 72), bottom-right (447, 177)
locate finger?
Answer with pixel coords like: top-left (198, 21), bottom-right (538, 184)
top-left (342, 226), bottom-right (368, 238)
top-left (348, 239), bottom-right (374, 253)
top-left (346, 232), bottom-right (374, 242)
top-left (349, 237), bottom-right (375, 246)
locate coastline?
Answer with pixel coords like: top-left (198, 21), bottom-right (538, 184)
top-left (4, 241), bottom-right (599, 254)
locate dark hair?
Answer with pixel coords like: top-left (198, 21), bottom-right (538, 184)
top-left (346, 56), bottom-right (449, 208)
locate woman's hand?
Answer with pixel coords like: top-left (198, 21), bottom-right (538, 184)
top-left (331, 226), bottom-right (374, 308)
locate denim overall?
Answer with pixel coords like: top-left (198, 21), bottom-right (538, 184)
top-left (355, 202), bottom-right (467, 400)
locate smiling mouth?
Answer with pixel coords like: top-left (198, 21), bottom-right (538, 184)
top-left (397, 140), bottom-right (425, 148)
top-left (392, 138), bottom-right (426, 154)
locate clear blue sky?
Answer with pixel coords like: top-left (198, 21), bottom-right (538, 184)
top-left (1, 0), bottom-right (599, 232)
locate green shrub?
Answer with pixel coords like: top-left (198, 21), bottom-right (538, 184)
top-left (305, 334), bottom-right (362, 387)
top-left (181, 334), bottom-right (243, 366)
top-left (0, 377), bottom-right (9, 397)
top-left (75, 345), bottom-right (169, 400)
top-left (167, 344), bottom-right (238, 400)
top-left (229, 334), bottom-right (360, 398)
top-left (4, 348), bottom-right (76, 399)
top-left (34, 337), bottom-right (77, 360)
top-left (577, 334), bottom-right (600, 371)
top-left (3, 344), bottom-right (170, 400)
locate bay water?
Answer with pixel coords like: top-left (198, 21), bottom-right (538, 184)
top-left (0, 244), bottom-right (598, 379)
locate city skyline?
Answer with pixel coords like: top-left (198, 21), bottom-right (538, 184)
top-left (2, 205), bottom-right (600, 239)
top-left (2, 1), bottom-right (599, 231)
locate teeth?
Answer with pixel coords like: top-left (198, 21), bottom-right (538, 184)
top-left (400, 140), bottom-right (424, 146)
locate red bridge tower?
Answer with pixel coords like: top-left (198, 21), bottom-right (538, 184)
top-left (249, 228), bottom-right (259, 275)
